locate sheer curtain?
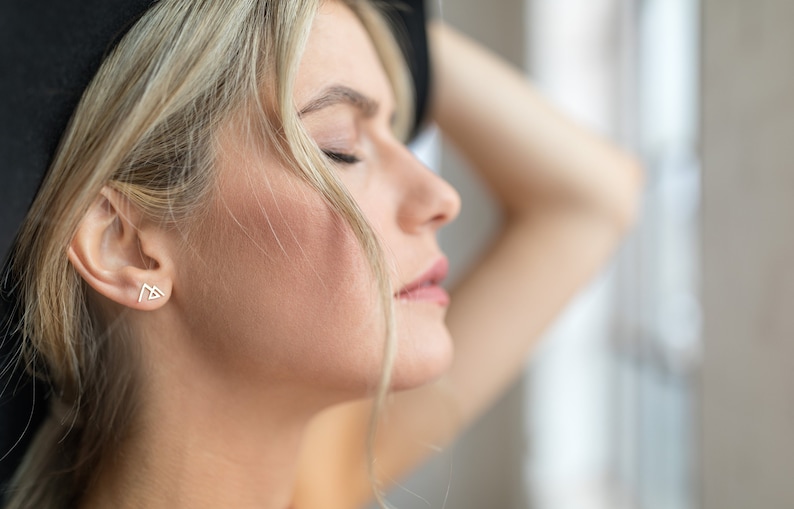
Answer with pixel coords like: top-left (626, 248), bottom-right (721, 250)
top-left (527, 1), bottom-right (700, 509)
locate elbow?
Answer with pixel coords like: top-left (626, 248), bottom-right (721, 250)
top-left (497, 150), bottom-right (647, 234)
top-left (505, 154), bottom-right (647, 233)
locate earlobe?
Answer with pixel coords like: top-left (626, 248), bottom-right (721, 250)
top-left (67, 187), bottom-right (173, 310)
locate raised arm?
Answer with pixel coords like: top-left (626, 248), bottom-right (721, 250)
top-left (427, 21), bottom-right (642, 419)
top-left (295, 21), bottom-right (643, 509)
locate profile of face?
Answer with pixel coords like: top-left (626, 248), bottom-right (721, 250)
top-left (166, 1), bottom-right (461, 402)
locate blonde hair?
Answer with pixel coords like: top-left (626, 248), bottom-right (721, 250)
top-left (5, 0), bottom-right (413, 507)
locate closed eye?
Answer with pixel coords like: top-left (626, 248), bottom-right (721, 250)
top-left (322, 150), bottom-right (361, 165)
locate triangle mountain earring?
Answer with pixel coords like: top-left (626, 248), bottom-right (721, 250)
top-left (138, 283), bottom-right (166, 303)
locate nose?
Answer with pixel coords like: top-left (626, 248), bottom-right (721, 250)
top-left (391, 143), bottom-right (461, 233)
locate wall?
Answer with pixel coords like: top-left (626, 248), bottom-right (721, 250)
top-left (701, 1), bottom-right (794, 508)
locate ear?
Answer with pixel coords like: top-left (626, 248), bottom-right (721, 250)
top-left (68, 187), bottom-right (174, 310)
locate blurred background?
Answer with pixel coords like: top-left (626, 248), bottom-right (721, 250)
top-left (372, 0), bottom-right (794, 508)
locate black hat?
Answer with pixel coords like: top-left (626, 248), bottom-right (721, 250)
top-left (0, 0), bottom-right (429, 495)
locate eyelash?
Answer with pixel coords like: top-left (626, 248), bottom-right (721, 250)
top-left (322, 150), bottom-right (361, 165)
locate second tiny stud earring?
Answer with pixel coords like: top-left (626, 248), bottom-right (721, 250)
top-left (138, 283), bottom-right (166, 303)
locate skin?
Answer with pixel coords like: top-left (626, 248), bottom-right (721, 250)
top-left (70, 1), bottom-right (643, 508)
top-left (73, 2), bottom-right (458, 508)
top-left (294, 14), bottom-right (643, 509)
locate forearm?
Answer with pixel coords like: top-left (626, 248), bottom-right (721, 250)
top-left (429, 22), bottom-right (642, 227)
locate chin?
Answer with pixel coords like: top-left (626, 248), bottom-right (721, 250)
top-left (387, 315), bottom-right (455, 391)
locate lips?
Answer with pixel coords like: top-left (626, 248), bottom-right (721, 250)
top-left (395, 257), bottom-right (450, 306)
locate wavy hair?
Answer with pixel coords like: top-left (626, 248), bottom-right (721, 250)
top-left (5, 0), bottom-right (413, 507)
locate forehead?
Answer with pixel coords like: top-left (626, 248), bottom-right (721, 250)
top-left (293, 1), bottom-right (394, 113)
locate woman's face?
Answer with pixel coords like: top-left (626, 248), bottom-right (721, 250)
top-left (174, 1), bottom-right (460, 400)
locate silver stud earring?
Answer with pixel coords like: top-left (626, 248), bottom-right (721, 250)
top-left (138, 283), bottom-right (166, 303)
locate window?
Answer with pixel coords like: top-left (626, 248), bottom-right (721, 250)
top-left (527, 1), bottom-right (700, 509)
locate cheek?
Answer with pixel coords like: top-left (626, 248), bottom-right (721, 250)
top-left (181, 169), bottom-right (386, 391)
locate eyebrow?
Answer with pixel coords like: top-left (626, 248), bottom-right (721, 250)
top-left (298, 85), bottom-right (379, 118)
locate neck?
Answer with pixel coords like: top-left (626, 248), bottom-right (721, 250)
top-left (79, 365), bottom-right (326, 509)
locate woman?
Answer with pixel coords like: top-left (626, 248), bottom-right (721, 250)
top-left (0, 0), bottom-right (641, 507)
